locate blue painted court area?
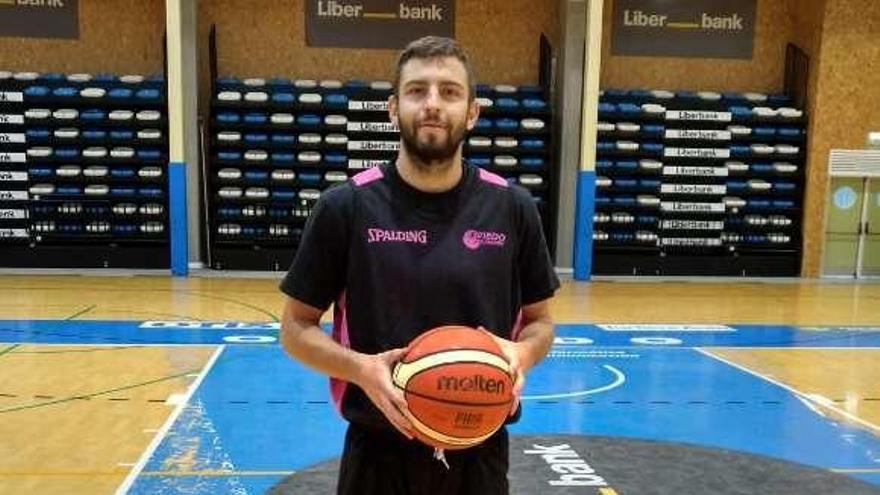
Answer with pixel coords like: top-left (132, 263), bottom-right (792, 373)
top-left (1, 319), bottom-right (880, 348)
top-left (2, 320), bottom-right (880, 492)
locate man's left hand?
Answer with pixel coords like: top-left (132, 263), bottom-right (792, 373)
top-left (481, 327), bottom-right (527, 417)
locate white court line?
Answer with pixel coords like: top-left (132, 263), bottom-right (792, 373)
top-left (114, 345), bottom-right (225, 495)
top-left (696, 348), bottom-right (880, 435)
top-left (702, 346), bottom-right (880, 351)
top-left (165, 393), bottom-right (187, 406)
top-left (5, 342), bottom-right (880, 350)
top-left (522, 364), bottom-right (626, 401)
top-left (0, 342), bottom-right (223, 347)
top-left (796, 395), bottom-right (827, 418)
top-left (552, 345), bottom-right (880, 351)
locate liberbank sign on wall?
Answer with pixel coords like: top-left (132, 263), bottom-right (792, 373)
top-left (612, 0), bottom-right (755, 59)
top-left (0, 0), bottom-right (78, 39)
top-left (306, 0), bottom-right (454, 49)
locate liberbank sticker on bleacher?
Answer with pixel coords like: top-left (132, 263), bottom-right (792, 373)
top-left (611, 0), bottom-right (755, 59)
top-left (306, 0), bottom-right (454, 49)
top-left (0, 0), bottom-right (79, 40)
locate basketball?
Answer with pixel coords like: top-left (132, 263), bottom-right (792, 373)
top-left (392, 325), bottom-right (514, 450)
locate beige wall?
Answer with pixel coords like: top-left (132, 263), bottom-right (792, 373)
top-left (3, 1), bottom-right (878, 278)
top-left (598, 0), bottom-right (880, 277)
top-left (197, 0), bottom-right (560, 110)
top-left (801, 0), bottom-right (880, 276)
top-left (0, 0), bottom-right (165, 75)
top-left (600, 0), bottom-right (796, 92)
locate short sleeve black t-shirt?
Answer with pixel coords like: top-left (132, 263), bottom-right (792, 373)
top-left (280, 161), bottom-right (560, 429)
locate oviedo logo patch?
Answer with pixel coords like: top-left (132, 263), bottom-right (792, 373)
top-left (462, 230), bottom-right (506, 250)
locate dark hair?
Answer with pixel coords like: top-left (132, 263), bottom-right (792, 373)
top-left (394, 36), bottom-right (476, 101)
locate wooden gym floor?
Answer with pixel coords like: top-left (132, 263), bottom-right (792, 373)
top-left (0, 274), bottom-right (879, 494)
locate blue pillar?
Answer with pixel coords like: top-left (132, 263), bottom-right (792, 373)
top-left (573, 170), bottom-right (596, 280)
top-left (169, 161), bottom-right (188, 276)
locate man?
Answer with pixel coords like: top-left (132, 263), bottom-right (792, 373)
top-left (279, 36), bottom-right (559, 494)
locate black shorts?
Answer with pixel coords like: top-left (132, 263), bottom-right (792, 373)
top-left (337, 422), bottom-right (510, 495)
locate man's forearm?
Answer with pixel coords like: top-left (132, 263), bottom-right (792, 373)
top-left (514, 317), bottom-right (554, 370)
top-left (280, 322), bottom-right (366, 384)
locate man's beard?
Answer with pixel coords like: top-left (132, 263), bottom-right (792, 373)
top-left (399, 117), bottom-right (467, 164)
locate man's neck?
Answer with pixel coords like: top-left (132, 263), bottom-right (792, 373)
top-left (395, 150), bottom-right (464, 193)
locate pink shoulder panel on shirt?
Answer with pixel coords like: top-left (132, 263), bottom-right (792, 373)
top-left (351, 167), bottom-right (384, 186)
top-left (478, 168), bottom-right (509, 188)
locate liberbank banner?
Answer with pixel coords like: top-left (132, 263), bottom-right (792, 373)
top-left (611, 0), bottom-right (755, 59)
top-left (0, 0), bottom-right (79, 39)
top-left (306, 0), bottom-right (454, 49)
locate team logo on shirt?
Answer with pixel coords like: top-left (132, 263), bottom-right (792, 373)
top-left (366, 228), bottom-right (428, 244)
top-left (462, 230), bottom-right (507, 250)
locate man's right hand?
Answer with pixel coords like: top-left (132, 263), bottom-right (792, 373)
top-left (354, 348), bottom-right (414, 440)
